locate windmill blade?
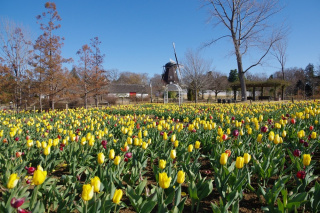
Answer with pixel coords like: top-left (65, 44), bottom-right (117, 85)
top-left (172, 42), bottom-right (183, 83)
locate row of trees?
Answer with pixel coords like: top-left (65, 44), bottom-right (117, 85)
top-left (0, 2), bottom-right (111, 110)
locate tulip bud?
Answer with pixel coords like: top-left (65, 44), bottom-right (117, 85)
top-left (112, 189), bottom-right (123, 204)
top-left (177, 170), bottom-right (185, 184)
top-left (302, 154), bottom-right (311, 166)
top-left (170, 150), bottom-right (176, 159)
top-left (243, 153), bottom-right (251, 164)
top-left (81, 184), bottom-right (94, 201)
top-left (7, 173), bottom-right (19, 189)
top-left (97, 153), bottom-right (105, 164)
top-left (220, 153), bottom-right (228, 165)
top-left (109, 149), bottom-right (115, 160)
top-left (235, 156), bottom-right (244, 169)
top-left (10, 197), bottom-right (25, 209)
top-left (90, 176), bottom-right (101, 193)
top-left (293, 149), bottom-right (301, 157)
top-left (114, 156), bottom-right (121, 165)
top-left (159, 159), bottom-right (166, 169)
top-left (195, 141), bottom-right (201, 149)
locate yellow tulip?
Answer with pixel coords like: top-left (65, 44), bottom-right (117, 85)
top-left (142, 142), bottom-right (148, 149)
top-left (311, 132), bottom-right (317, 139)
top-left (7, 173), bottom-right (19, 189)
top-left (43, 145), bottom-right (51, 156)
top-left (282, 130), bottom-right (287, 138)
top-left (80, 137), bottom-right (86, 145)
top-left (27, 139), bottom-right (33, 147)
top-left (220, 153), bottom-right (228, 165)
top-left (112, 189), bottom-right (123, 204)
top-left (114, 156), bottom-right (121, 165)
top-left (88, 138), bottom-right (95, 146)
top-left (109, 149), bottom-right (115, 160)
top-left (195, 141), bottom-right (201, 149)
top-left (159, 159), bottom-right (166, 169)
top-left (174, 140), bottom-right (179, 148)
top-left (159, 172), bottom-right (171, 189)
top-left (235, 157), bottom-right (244, 169)
top-left (243, 153), bottom-right (251, 164)
top-left (134, 138), bottom-right (139, 146)
top-left (81, 184), bottom-right (94, 201)
top-left (257, 134), bottom-right (263, 142)
top-left (33, 170), bottom-right (47, 185)
top-left (90, 176), bottom-right (101, 193)
top-left (303, 154), bottom-right (311, 166)
top-left (170, 150), bottom-right (176, 159)
top-left (163, 132), bottom-right (168, 140)
top-left (170, 134), bottom-right (176, 142)
top-left (97, 152), bottom-right (105, 164)
top-left (273, 134), bottom-right (280, 144)
top-left (177, 170), bottom-right (185, 184)
top-left (188, 144), bottom-right (193, 153)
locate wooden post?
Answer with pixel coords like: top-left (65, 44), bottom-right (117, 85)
top-left (253, 87), bottom-right (256, 101)
top-left (233, 88), bottom-right (237, 101)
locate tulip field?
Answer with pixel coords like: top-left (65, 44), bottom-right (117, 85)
top-left (0, 101), bottom-right (319, 213)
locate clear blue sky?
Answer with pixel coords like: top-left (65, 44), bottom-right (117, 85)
top-left (1, 0), bottom-right (320, 78)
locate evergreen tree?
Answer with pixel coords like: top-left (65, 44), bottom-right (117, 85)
top-left (228, 69), bottom-right (238, 82)
top-left (305, 63), bottom-right (315, 97)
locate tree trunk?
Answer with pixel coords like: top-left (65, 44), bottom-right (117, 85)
top-left (95, 95), bottom-right (98, 108)
top-left (85, 92), bottom-right (88, 109)
top-left (238, 71), bottom-right (247, 101)
top-left (281, 85), bottom-right (284, 101)
top-left (195, 89), bottom-right (198, 103)
top-left (233, 33), bottom-right (247, 101)
top-left (39, 95), bottom-right (42, 112)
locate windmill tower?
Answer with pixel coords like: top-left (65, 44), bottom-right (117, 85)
top-left (162, 43), bottom-right (183, 106)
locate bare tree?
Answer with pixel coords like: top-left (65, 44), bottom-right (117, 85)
top-left (207, 71), bottom-right (229, 100)
top-left (90, 37), bottom-right (106, 107)
top-left (271, 38), bottom-right (287, 100)
top-left (34, 2), bottom-right (72, 110)
top-left (106, 69), bottom-right (120, 83)
top-left (116, 72), bottom-right (149, 85)
top-left (203, 0), bottom-right (284, 100)
top-left (150, 74), bottom-right (165, 99)
top-left (76, 44), bottom-right (93, 109)
top-left (0, 18), bottom-right (33, 111)
top-left (181, 49), bottom-right (212, 103)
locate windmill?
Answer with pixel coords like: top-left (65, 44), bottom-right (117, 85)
top-left (162, 42), bottom-right (184, 105)
top-left (162, 43), bottom-right (183, 85)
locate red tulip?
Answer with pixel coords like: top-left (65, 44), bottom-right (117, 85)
top-left (125, 152), bottom-right (132, 158)
top-left (27, 167), bottom-right (36, 175)
top-left (222, 134), bottom-right (228, 141)
top-left (10, 197), bottom-right (25, 208)
top-left (232, 129), bottom-right (239, 137)
top-left (296, 171), bottom-right (306, 179)
top-left (293, 149), bottom-right (301, 157)
top-left (309, 126), bottom-right (314, 131)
